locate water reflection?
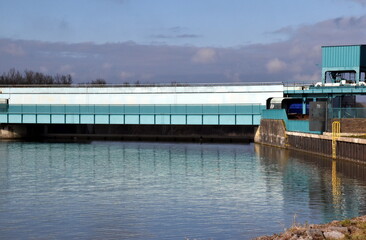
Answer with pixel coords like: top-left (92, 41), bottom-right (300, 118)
top-left (0, 141), bottom-right (366, 239)
top-left (255, 144), bottom-right (366, 223)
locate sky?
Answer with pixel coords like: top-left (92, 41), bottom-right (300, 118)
top-left (1, 0), bottom-right (366, 84)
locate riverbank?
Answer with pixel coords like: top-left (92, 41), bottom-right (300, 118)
top-left (253, 215), bottom-right (366, 240)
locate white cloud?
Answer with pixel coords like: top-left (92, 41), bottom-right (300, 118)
top-left (2, 15), bottom-right (366, 84)
top-left (266, 58), bottom-right (287, 73)
top-left (294, 72), bottom-right (320, 82)
top-left (120, 71), bottom-right (135, 80)
top-left (191, 48), bottom-right (217, 64)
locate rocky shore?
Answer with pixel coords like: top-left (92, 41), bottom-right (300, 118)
top-left (253, 215), bottom-right (366, 240)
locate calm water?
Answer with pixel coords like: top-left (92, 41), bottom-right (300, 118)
top-left (1, 141), bottom-right (366, 240)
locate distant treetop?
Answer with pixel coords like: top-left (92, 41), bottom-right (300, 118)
top-left (0, 69), bottom-right (72, 85)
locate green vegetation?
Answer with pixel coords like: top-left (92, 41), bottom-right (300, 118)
top-left (341, 219), bottom-right (352, 227)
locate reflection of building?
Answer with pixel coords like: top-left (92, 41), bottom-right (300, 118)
top-left (255, 143), bottom-right (366, 223)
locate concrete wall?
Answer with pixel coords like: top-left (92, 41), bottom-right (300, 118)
top-left (256, 119), bottom-right (366, 164)
top-left (332, 118), bottom-right (366, 133)
top-left (254, 119), bottom-right (288, 147)
top-left (0, 84), bottom-right (283, 105)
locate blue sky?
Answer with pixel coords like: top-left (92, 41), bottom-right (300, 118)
top-left (1, 0), bottom-right (366, 83)
top-left (1, 0), bottom-right (365, 46)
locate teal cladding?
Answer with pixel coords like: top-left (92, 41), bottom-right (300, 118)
top-left (322, 45), bottom-right (363, 68)
top-left (0, 104), bottom-right (265, 126)
top-left (362, 46), bottom-right (366, 66)
top-left (262, 109), bottom-right (321, 134)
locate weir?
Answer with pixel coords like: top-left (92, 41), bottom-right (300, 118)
top-left (0, 84), bottom-right (283, 140)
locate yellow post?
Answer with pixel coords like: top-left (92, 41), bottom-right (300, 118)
top-left (332, 121), bottom-right (340, 159)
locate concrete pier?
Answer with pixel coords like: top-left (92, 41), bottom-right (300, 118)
top-left (0, 125), bottom-right (27, 139)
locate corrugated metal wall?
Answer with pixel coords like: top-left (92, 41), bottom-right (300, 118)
top-left (322, 45), bottom-right (361, 68)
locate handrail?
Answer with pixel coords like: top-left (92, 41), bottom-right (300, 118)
top-left (0, 82), bottom-right (284, 88)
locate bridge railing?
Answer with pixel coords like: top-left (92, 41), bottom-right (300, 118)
top-left (329, 108), bottom-right (366, 119)
top-left (0, 82), bottom-right (283, 88)
top-left (0, 104), bottom-right (266, 125)
top-left (4, 104), bottom-right (264, 114)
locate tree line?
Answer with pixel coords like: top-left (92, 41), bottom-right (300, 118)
top-left (0, 69), bottom-right (73, 85)
top-left (0, 69), bottom-right (108, 85)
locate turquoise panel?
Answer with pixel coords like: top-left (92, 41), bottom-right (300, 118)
top-left (262, 109), bottom-right (287, 119)
top-left (2, 104), bottom-right (265, 126)
top-left (155, 106), bottom-right (170, 114)
top-left (110, 115), bottom-right (124, 124)
top-left (95, 105), bottom-right (110, 114)
top-left (187, 105), bottom-right (202, 114)
top-left (262, 109), bottom-right (321, 134)
top-left (203, 115), bottom-right (219, 125)
top-left (95, 115), bottom-right (109, 124)
top-left (140, 106), bottom-right (155, 114)
top-left (51, 105), bottom-right (65, 114)
top-left (253, 115), bottom-right (261, 125)
top-left (80, 106), bottom-right (94, 114)
top-left (8, 114), bottom-right (22, 123)
top-left (236, 115), bottom-right (252, 125)
top-left (66, 114), bottom-right (80, 124)
top-left (322, 45), bottom-right (362, 68)
top-left (287, 120), bottom-right (321, 134)
top-left (203, 106), bottom-right (218, 114)
top-left (37, 105), bottom-right (51, 113)
top-left (140, 115), bottom-right (154, 124)
top-left (171, 115), bottom-right (186, 124)
top-left (8, 105), bottom-right (22, 113)
top-left (65, 105), bottom-right (80, 114)
top-left (171, 106), bottom-right (186, 114)
top-left (0, 114), bottom-right (7, 123)
top-left (37, 114), bottom-right (51, 123)
top-left (109, 106), bottom-right (124, 114)
top-left (23, 114), bottom-right (36, 123)
top-left (187, 115), bottom-right (202, 125)
top-left (219, 105), bottom-right (235, 114)
top-left (22, 105), bottom-right (37, 113)
top-left (51, 114), bottom-right (65, 124)
top-left (252, 105), bottom-right (265, 114)
top-left (155, 115), bottom-right (170, 124)
top-left (125, 106), bottom-right (139, 114)
top-left (125, 115), bottom-right (139, 124)
top-left (362, 46), bottom-right (366, 66)
top-left (236, 105), bottom-right (253, 114)
top-left (219, 115), bottom-right (235, 125)
top-left (80, 115), bottom-right (94, 124)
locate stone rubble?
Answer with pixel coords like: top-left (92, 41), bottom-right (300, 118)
top-left (253, 215), bottom-right (366, 240)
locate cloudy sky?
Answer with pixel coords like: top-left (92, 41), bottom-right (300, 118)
top-left (1, 0), bottom-right (366, 84)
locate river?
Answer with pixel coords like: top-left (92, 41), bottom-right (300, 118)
top-left (0, 141), bottom-right (366, 239)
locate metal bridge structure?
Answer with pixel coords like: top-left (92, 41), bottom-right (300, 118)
top-left (0, 84), bottom-right (283, 126)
